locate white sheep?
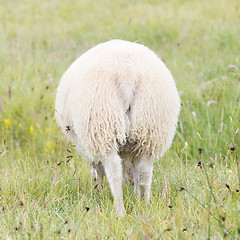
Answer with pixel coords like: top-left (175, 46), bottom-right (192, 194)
top-left (55, 39), bottom-right (180, 217)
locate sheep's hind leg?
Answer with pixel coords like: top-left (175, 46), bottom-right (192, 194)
top-left (102, 150), bottom-right (125, 217)
top-left (133, 155), bottom-right (153, 202)
top-left (91, 162), bottom-right (105, 191)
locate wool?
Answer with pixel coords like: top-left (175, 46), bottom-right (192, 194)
top-left (55, 39), bottom-right (181, 216)
top-left (55, 39), bottom-right (180, 161)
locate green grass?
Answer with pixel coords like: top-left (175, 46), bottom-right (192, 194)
top-left (0, 0), bottom-right (240, 238)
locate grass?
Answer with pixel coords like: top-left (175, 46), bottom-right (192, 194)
top-left (0, 0), bottom-right (240, 238)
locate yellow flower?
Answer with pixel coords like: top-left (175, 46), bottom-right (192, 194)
top-left (47, 141), bottom-right (52, 148)
top-left (4, 119), bottom-right (11, 129)
top-left (29, 126), bottom-right (34, 134)
top-left (45, 141), bottom-right (55, 154)
top-left (45, 128), bottom-right (52, 133)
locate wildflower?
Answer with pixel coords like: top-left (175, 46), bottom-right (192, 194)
top-left (227, 64), bottom-right (238, 71)
top-left (29, 126), bottom-right (34, 134)
top-left (45, 128), bottom-right (52, 133)
top-left (4, 119), bottom-right (11, 129)
top-left (47, 141), bottom-right (52, 148)
top-left (45, 141), bottom-right (55, 154)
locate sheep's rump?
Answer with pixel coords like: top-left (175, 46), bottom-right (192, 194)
top-left (55, 40), bottom-right (180, 161)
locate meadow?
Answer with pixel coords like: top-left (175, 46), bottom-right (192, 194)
top-left (0, 0), bottom-right (239, 239)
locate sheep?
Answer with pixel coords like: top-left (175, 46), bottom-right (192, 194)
top-left (55, 39), bottom-right (181, 217)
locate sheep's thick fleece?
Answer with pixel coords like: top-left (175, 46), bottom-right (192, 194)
top-left (55, 39), bottom-right (180, 160)
top-left (55, 39), bottom-right (180, 216)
